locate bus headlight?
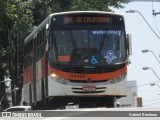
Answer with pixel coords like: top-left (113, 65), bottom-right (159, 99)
top-left (110, 72), bottom-right (127, 84)
top-left (63, 79), bottom-right (68, 84)
top-left (56, 77), bottom-right (68, 84)
top-left (50, 71), bottom-right (57, 79)
top-left (50, 71), bottom-right (68, 84)
top-left (56, 76), bottom-right (62, 83)
top-left (51, 73), bottom-right (57, 78)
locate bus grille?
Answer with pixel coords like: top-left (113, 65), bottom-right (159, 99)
top-left (61, 67), bottom-right (115, 74)
top-left (52, 62), bottom-right (126, 74)
top-left (69, 80), bottom-right (108, 83)
top-left (71, 87), bottom-right (106, 94)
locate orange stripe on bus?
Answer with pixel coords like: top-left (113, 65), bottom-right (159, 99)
top-left (49, 65), bottom-right (127, 81)
top-left (23, 66), bottom-right (33, 84)
top-left (23, 58), bottom-right (45, 85)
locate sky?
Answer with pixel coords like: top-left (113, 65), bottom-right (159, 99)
top-left (113, 1), bottom-right (160, 107)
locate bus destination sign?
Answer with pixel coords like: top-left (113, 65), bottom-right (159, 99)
top-left (64, 16), bottom-right (112, 24)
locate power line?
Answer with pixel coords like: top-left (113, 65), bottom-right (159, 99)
top-left (143, 98), bottom-right (160, 103)
top-left (127, 81), bottom-right (160, 88)
top-left (143, 101), bottom-right (160, 106)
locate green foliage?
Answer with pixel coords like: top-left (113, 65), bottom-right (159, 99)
top-left (0, 0), bottom-right (34, 107)
top-left (69, 0), bottom-right (129, 11)
top-left (31, 0), bottom-right (129, 25)
top-left (70, 0), bottom-right (111, 11)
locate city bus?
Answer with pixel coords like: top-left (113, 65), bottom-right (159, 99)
top-left (21, 11), bottom-right (131, 109)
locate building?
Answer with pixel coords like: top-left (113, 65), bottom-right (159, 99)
top-left (117, 81), bottom-right (138, 107)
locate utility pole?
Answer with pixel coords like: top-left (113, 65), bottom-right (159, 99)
top-left (137, 97), bottom-right (143, 107)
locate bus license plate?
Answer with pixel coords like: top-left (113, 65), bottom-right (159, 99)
top-left (83, 86), bottom-right (96, 92)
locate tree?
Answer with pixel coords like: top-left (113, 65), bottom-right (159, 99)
top-left (31, 0), bottom-right (129, 25)
top-left (0, 0), bottom-right (34, 109)
top-left (0, 0), bottom-right (17, 111)
top-left (69, 0), bottom-right (129, 11)
top-left (8, 0), bottom-right (34, 106)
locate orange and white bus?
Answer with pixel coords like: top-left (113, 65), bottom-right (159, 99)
top-left (21, 11), bottom-right (131, 109)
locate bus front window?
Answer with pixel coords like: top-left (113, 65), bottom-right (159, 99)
top-left (90, 30), bottom-right (126, 64)
top-left (50, 30), bottom-right (127, 65)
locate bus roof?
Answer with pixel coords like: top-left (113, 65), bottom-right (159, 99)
top-left (24, 11), bottom-right (124, 44)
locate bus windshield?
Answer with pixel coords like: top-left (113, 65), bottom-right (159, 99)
top-left (49, 29), bottom-right (127, 65)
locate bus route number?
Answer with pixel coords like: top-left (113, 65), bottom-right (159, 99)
top-left (70, 74), bottom-right (85, 79)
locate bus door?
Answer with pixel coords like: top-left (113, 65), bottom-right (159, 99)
top-left (32, 35), bottom-right (37, 105)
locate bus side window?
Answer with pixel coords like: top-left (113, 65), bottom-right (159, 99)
top-left (36, 28), bottom-right (46, 61)
top-left (24, 40), bottom-right (33, 68)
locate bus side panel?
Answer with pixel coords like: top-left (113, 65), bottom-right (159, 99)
top-left (22, 66), bottom-right (33, 105)
top-left (34, 57), bottom-right (46, 102)
top-left (21, 83), bottom-right (30, 105)
top-left (36, 60), bottom-right (43, 101)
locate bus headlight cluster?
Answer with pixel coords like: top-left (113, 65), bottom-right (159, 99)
top-left (110, 72), bottom-right (127, 84)
top-left (50, 71), bottom-right (68, 84)
top-left (56, 77), bottom-right (68, 84)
